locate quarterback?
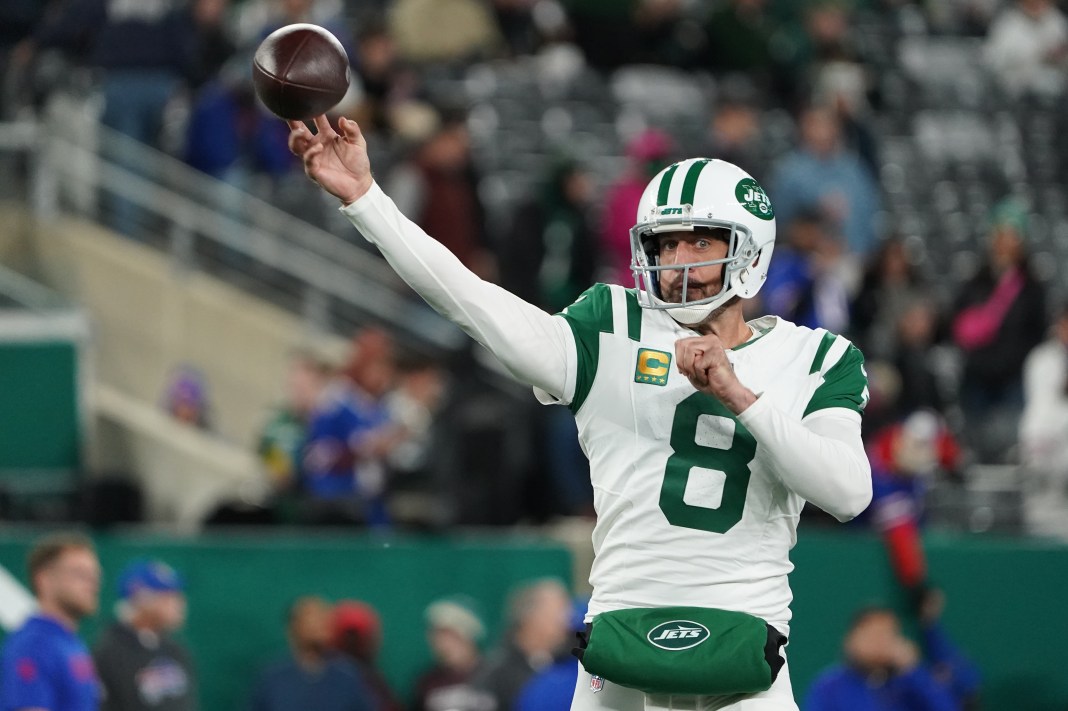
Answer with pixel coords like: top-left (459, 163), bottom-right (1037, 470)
top-left (287, 115), bottom-right (872, 710)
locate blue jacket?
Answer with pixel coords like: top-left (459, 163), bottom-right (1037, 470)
top-left (515, 658), bottom-right (578, 711)
top-left (0, 615), bottom-right (101, 711)
top-left (805, 663), bottom-right (958, 711)
top-left (247, 655), bottom-right (372, 711)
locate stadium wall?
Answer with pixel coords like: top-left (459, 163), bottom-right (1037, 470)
top-left (0, 531), bottom-right (1063, 709)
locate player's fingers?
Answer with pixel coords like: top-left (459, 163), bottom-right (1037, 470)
top-left (287, 121), bottom-right (314, 155)
top-left (694, 347), bottom-right (723, 372)
top-left (302, 142), bottom-right (325, 174)
top-left (690, 351), bottom-right (710, 386)
top-left (675, 338), bottom-right (701, 374)
top-left (288, 133), bottom-right (310, 156)
top-left (312, 114), bottom-right (338, 139)
top-left (338, 116), bottom-right (365, 146)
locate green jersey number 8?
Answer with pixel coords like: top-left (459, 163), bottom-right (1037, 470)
top-left (659, 392), bottom-right (757, 533)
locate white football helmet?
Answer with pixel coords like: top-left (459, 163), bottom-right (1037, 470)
top-left (630, 158), bottom-right (776, 326)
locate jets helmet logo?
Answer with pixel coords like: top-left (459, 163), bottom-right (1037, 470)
top-left (735, 178), bottom-right (774, 221)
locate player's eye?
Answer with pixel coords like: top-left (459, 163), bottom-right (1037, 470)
top-left (695, 238), bottom-right (711, 249)
top-left (661, 240), bottom-right (678, 252)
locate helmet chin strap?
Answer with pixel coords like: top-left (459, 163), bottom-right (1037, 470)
top-left (649, 292), bottom-right (732, 326)
top-left (667, 304), bottom-right (718, 326)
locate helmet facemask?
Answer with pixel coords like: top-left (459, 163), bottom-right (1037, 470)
top-left (630, 208), bottom-right (761, 326)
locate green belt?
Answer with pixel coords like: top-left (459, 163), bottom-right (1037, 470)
top-left (574, 606), bottom-right (787, 695)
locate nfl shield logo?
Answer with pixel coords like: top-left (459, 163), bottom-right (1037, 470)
top-left (590, 675), bottom-right (605, 693)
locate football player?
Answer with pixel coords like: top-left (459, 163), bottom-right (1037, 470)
top-left (287, 115), bottom-right (872, 711)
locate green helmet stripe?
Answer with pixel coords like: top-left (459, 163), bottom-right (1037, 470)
top-left (656, 163), bottom-right (680, 206)
top-left (680, 159), bottom-right (711, 206)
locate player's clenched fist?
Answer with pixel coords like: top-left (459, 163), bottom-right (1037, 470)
top-left (675, 334), bottom-right (757, 415)
top-left (287, 115), bottom-right (373, 206)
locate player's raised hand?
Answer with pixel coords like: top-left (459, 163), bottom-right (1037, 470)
top-left (675, 334), bottom-right (757, 414)
top-left (287, 115), bottom-right (373, 205)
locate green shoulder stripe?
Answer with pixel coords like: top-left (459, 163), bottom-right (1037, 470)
top-left (809, 332), bottom-right (837, 374)
top-left (804, 342), bottom-right (869, 418)
top-left (625, 289), bottom-right (642, 342)
top-left (560, 283), bottom-right (614, 413)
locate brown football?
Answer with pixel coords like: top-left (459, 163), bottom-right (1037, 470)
top-left (252, 24), bottom-right (350, 121)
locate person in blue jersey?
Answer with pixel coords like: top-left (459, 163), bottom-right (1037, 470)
top-left (1, 532), bottom-right (102, 711)
top-left (804, 606), bottom-right (967, 711)
top-left (301, 328), bottom-right (404, 528)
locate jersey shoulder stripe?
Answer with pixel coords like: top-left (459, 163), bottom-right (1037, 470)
top-left (559, 283), bottom-right (616, 413)
top-left (803, 332), bottom-right (869, 418)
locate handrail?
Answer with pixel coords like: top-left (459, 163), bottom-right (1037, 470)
top-left (13, 116), bottom-right (466, 353)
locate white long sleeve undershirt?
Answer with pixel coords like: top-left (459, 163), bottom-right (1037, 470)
top-left (341, 182), bottom-right (871, 521)
top-left (342, 182), bottom-right (573, 398)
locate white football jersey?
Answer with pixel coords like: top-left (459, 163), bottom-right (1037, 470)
top-left (549, 284), bottom-right (868, 635)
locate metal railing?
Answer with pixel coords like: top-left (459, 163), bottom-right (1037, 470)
top-left (9, 110), bottom-right (465, 354)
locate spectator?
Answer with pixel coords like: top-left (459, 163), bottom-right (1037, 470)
top-left (702, 0), bottom-right (787, 100)
top-left (760, 210), bottom-right (850, 333)
top-left (258, 350), bottom-right (332, 495)
top-left (183, 58), bottom-right (295, 187)
top-left (703, 84), bottom-right (768, 181)
top-left (850, 236), bottom-right (928, 361)
top-left (31, 0), bottom-right (193, 147)
top-left (770, 103), bottom-right (880, 257)
top-left (630, 0), bottom-right (695, 67)
top-left (0, 1), bottom-right (46, 117)
top-left (471, 578), bottom-right (572, 710)
top-left (562, 0), bottom-right (642, 70)
top-left (916, 589), bottom-right (982, 710)
top-left (491, 0), bottom-right (540, 57)
top-left (247, 597), bottom-right (373, 711)
top-left (162, 367), bottom-right (211, 431)
top-left (348, 20), bottom-right (413, 137)
top-left (388, 0), bottom-right (504, 65)
top-left (801, 1), bottom-right (879, 174)
top-left (804, 606), bottom-right (958, 711)
top-left (66, 0), bottom-right (197, 234)
top-left (186, 0), bottom-right (236, 90)
top-left (302, 328), bottom-right (404, 526)
top-left (514, 597), bottom-right (589, 711)
top-left (501, 158), bottom-right (597, 314)
top-left (599, 128), bottom-right (675, 286)
top-left (1019, 305), bottom-right (1068, 517)
top-left (93, 560), bottom-right (197, 711)
top-left (889, 298), bottom-right (947, 421)
top-left (0, 532), bottom-right (101, 711)
top-left (251, 0), bottom-right (355, 62)
top-left (951, 198), bottom-right (1046, 461)
top-left (383, 354), bottom-right (449, 527)
top-left (984, 0), bottom-right (1068, 99)
top-left (411, 598), bottom-right (487, 711)
top-left (866, 411), bottom-right (961, 594)
top-left (330, 601), bottom-right (403, 711)
top-left (387, 113), bottom-right (495, 279)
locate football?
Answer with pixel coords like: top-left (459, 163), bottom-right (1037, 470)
top-left (252, 23), bottom-right (351, 121)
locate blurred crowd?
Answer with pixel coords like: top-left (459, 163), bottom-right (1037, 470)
top-left (0, 532), bottom-right (596, 711)
top-left (0, 532), bottom-right (982, 710)
top-left (2, 0), bottom-right (1068, 537)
